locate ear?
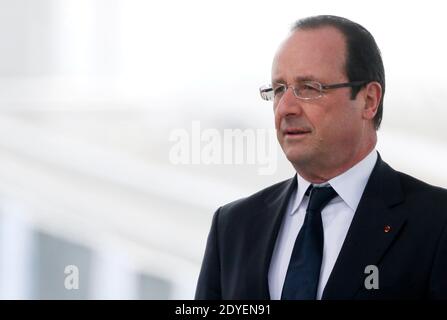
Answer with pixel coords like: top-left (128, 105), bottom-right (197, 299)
top-left (361, 81), bottom-right (382, 121)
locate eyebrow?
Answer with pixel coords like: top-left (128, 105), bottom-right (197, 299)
top-left (272, 75), bottom-right (320, 84)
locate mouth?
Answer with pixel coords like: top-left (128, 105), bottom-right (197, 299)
top-left (284, 128), bottom-right (312, 137)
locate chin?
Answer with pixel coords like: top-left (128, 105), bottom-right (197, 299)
top-left (284, 148), bottom-right (312, 166)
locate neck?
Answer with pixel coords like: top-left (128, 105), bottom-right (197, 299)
top-left (294, 135), bottom-right (377, 184)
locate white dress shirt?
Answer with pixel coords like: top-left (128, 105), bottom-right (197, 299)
top-left (268, 149), bottom-right (378, 300)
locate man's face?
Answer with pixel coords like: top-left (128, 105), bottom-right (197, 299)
top-left (272, 27), bottom-right (368, 177)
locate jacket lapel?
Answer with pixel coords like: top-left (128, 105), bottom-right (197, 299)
top-left (245, 176), bottom-right (297, 299)
top-left (322, 156), bottom-right (407, 299)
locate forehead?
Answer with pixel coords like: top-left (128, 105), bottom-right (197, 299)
top-left (272, 26), bottom-right (347, 82)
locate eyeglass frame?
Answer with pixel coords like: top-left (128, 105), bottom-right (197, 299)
top-left (259, 80), bottom-right (369, 101)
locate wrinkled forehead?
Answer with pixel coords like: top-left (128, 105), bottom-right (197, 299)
top-left (271, 26), bottom-right (348, 83)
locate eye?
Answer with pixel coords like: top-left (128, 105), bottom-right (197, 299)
top-left (301, 82), bottom-right (320, 91)
top-left (296, 81), bottom-right (323, 99)
top-left (273, 85), bottom-right (286, 96)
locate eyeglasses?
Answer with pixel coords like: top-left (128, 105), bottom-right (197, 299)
top-left (259, 80), bottom-right (368, 101)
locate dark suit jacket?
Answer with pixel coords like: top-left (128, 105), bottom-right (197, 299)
top-left (195, 155), bottom-right (447, 299)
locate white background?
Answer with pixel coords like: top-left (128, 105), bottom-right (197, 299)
top-left (0, 0), bottom-right (446, 299)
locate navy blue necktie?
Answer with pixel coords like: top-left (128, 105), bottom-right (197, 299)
top-left (281, 185), bottom-right (337, 300)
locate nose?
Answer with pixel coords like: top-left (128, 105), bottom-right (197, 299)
top-left (274, 86), bottom-right (304, 119)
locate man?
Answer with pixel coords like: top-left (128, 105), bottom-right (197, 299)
top-left (195, 15), bottom-right (447, 300)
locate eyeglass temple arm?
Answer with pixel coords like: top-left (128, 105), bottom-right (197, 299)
top-left (322, 80), bottom-right (368, 89)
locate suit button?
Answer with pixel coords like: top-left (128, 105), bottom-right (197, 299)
top-left (384, 225), bottom-right (391, 233)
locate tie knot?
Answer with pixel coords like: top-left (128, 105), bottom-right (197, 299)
top-left (307, 185), bottom-right (337, 212)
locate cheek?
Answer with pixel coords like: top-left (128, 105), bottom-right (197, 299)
top-left (309, 106), bottom-right (346, 141)
top-left (273, 107), bottom-right (281, 129)
top-left (319, 108), bottom-right (361, 144)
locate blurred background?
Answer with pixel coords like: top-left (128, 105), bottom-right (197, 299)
top-left (0, 0), bottom-right (446, 299)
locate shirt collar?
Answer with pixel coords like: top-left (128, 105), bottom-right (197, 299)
top-left (329, 149), bottom-right (377, 211)
top-left (290, 149), bottom-right (378, 215)
top-left (289, 174), bottom-right (313, 215)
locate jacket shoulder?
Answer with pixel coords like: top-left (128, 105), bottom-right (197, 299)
top-left (217, 176), bottom-right (294, 219)
top-left (393, 169), bottom-right (447, 224)
top-left (397, 170), bottom-right (447, 200)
